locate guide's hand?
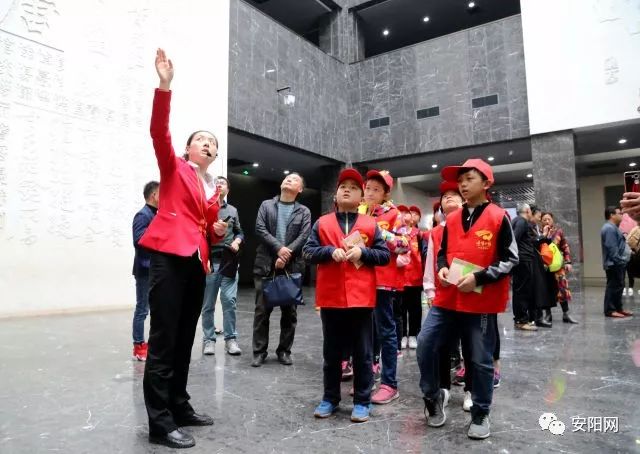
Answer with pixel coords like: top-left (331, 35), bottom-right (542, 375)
top-left (155, 48), bottom-right (174, 90)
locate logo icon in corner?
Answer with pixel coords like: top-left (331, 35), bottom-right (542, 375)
top-left (475, 230), bottom-right (493, 242)
top-left (539, 413), bottom-right (566, 436)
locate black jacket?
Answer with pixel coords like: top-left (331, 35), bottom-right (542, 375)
top-left (253, 196), bottom-right (312, 277)
top-left (132, 204), bottom-right (157, 276)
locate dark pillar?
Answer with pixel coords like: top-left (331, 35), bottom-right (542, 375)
top-left (531, 131), bottom-right (583, 302)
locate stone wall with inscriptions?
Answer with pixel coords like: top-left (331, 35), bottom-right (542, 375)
top-left (0, 0), bottom-right (230, 317)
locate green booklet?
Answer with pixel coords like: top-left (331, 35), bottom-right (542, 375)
top-left (445, 258), bottom-right (484, 294)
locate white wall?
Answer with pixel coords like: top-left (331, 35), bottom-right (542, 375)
top-left (579, 173), bottom-right (624, 284)
top-left (0, 0), bottom-right (230, 317)
top-left (521, 0), bottom-right (640, 134)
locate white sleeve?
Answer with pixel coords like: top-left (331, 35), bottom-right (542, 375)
top-left (423, 234), bottom-right (436, 300)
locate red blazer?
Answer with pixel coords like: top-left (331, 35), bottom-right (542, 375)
top-left (139, 89), bottom-right (221, 273)
top-left (315, 214), bottom-right (378, 309)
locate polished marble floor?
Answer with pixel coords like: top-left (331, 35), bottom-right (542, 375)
top-left (1, 287), bottom-right (639, 453)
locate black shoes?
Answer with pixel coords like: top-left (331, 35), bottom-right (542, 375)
top-left (562, 313), bottom-right (579, 324)
top-left (149, 428), bottom-right (195, 449)
top-left (251, 352), bottom-right (267, 367)
top-left (535, 318), bottom-right (552, 328)
top-left (175, 412), bottom-right (214, 427)
top-left (277, 352), bottom-right (293, 365)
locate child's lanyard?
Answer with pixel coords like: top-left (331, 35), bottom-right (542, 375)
top-left (345, 213), bottom-right (349, 236)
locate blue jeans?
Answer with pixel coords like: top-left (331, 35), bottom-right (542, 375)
top-left (416, 306), bottom-right (497, 418)
top-left (132, 274), bottom-right (150, 344)
top-left (374, 290), bottom-right (398, 388)
top-left (201, 261), bottom-right (239, 341)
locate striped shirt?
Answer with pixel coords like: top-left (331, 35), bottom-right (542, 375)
top-left (276, 201), bottom-right (295, 244)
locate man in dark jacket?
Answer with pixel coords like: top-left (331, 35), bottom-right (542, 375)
top-left (131, 181), bottom-right (159, 361)
top-left (251, 173), bottom-right (311, 367)
top-left (601, 206), bottom-right (633, 317)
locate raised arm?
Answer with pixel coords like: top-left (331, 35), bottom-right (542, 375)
top-left (150, 48), bottom-right (177, 176)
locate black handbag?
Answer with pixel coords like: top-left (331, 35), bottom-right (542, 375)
top-left (262, 270), bottom-right (304, 308)
top-left (218, 245), bottom-right (240, 278)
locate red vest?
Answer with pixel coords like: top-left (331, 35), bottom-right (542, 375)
top-left (432, 204), bottom-right (510, 314)
top-left (373, 207), bottom-right (403, 290)
top-left (316, 213), bottom-right (378, 309)
top-left (430, 224), bottom-right (445, 293)
top-left (404, 227), bottom-right (423, 287)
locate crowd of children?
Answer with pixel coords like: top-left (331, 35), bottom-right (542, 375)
top-left (304, 159), bottom-right (517, 439)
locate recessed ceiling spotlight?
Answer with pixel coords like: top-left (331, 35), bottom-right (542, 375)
top-left (252, 162), bottom-right (259, 168)
top-left (619, 138), bottom-right (628, 144)
top-left (526, 173), bottom-right (533, 178)
top-left (488, 156), bottom-right (495, 162)
top-left (468, 1), bottom-right (476, 9)
top-left (423, 16), bottom-right (430, 23)
top-left (284, 170), bottom-right (290, 174)
top-left (382, 29), bottom-right (390, 36)
top-left (431, 163), bottom-right (438, 169)
top-left (630, 162), bottom-right (637, 167)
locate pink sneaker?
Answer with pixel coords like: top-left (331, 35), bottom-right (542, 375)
top-left (371, 384), bottom-right (399, 404)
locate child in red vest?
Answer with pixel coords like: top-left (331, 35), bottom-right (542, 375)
top-left (360, 170), bottom-right (409, 404)
top-left (402, 205), bottom-right (425, 350)
top-left (416, 159), bottom-right (518, 440)
top-left (303, 168), bottom-right (390, 423)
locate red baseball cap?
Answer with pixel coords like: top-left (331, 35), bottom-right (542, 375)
top-left (439, 180), bottom-right (460, 195)
top-left (396, 204), bottom-right (409, 212)
top-left (441, 158), bottom-right (494, 185)
top-left (409, 205), bottom-right (422, 217)
top-left (337, 168), bottom-right (364, 190)
top-left (366, 169), bottom-right (394, 192)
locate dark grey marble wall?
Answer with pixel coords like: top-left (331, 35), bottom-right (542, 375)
top-left (229, 0), bottom-right (349, 162)
top-left (532, 131), bottom-right (583, 299)
top-left (319, 9), bottom-right (365, 64)
top-left (348, 15), bottom-right (530, 162)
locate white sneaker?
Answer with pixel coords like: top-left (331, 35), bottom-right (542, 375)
top-left (408, 336), bottom-right (418, 349)
top-left (463, 391), bottom-right (473, 412)
top-left (629, 289), bottom-right (635, 297)
top-left (203, 340), bottom-right (216, 356)
top-left (623, 288), bottom-right (628, 296)
top-left (443, 388), bottom-right (450, 408)
top-left (401, 336), bottom-right (408, 349)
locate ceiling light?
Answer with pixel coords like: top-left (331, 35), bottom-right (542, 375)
top-left (252, 162), bottom-right (259, 167)
top-left (431, 163), bottom-right (438, 169)
top-left (488, 156), bottom-right (495, 162)
top-left (265, 69), bottom-right (275, 74)
top-left (630, 162), bottom-right (637, 167)
top-left (468, 1), bottom-right (476, 8)
top-left (382, 29), bottom-right (390, 36)
top-left (526, 173), bottom-right (533, 178)
top-left (284, 170), bottom-right (290, 175)
top-left (619, 138), bottom-right (628, 144)
top-left (423, 16), bottom-right (430, 23)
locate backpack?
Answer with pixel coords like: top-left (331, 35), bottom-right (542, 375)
top-left (548, 242), bottom-right (564, 273)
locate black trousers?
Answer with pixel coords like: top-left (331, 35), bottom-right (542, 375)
top-left (402, 286), bottom-right (423, 337)
top-left (512, 260), bottom-right (537, 323)
top-left (252, 277), bottom-right (297, 355)
top-left (143, 252), bottom-right (206, 435)
top-left (321, 308), bottom-right (374, 406)
top-left (604, 265), bottom-right (626, 314)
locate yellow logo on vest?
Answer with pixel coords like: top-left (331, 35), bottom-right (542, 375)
top-left (475, 230), bottom-right (493, 250)
top-left (378, 221), bottom-right (390, 231)
top-left (360, 233), bottom-right (369, 245)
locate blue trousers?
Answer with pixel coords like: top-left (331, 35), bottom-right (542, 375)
top-left (416, 306), bottom-right (497, 418)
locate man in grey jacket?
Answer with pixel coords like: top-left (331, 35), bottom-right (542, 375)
top-left (601, 206), bottom-right (633, 318)
top-left (251, 173), bottom-right (311, 367)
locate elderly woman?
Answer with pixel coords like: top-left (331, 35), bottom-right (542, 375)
top-left (540, 212), bottom-right (578, 324)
